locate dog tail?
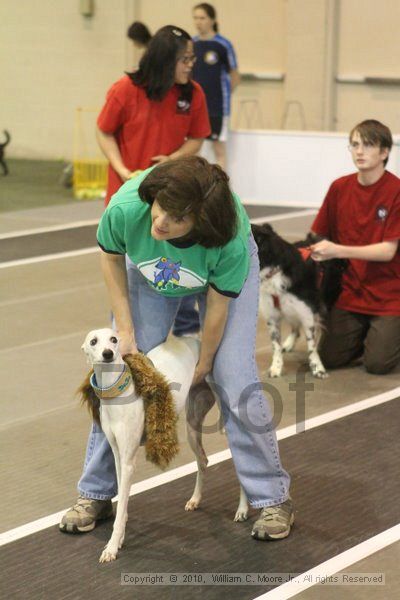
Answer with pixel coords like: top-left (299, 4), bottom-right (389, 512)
top-left (124, 353), bottom-right (179, 470)
top-left (77, 370), bottom-right (100, 424)
top-left (1, 130), bottom-right (10, 147)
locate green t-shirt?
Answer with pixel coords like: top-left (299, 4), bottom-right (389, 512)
top-left (97, 167), bottom-right (251, 298)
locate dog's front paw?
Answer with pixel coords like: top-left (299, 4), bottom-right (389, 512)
top-left (313, 369), bottom-right (329, 379)
top-left (185, 497), bottom-right (201, 511)
top-left (282, 335), bottom-right (297, 353)
top-left (99, 544), bottom-right (119, 563)
top-left (268, 366), bottom-right (282, 378)
top-left (233, 508), bottom-right (248, 522)
top-left (310, 364), bottom-right (329, 379)
top-left (281, 344), bottom-right (294, 353)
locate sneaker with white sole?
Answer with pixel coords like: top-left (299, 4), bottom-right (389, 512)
top-left (59, 497), bottom-right (113, 534)
top-left (251, 498), bottom-right (294, 540)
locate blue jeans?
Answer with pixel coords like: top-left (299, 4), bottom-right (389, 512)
top-left (172, 296), bottom-right (200, 337)
top-left (78, 236), bottom-right (290, 508)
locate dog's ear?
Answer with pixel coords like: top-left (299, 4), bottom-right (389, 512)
top-left (251, 223), bottom-right (273, 247)
top-left (81, 340), bottom-right (92, 364)
top-left (251, 224), bottom-right (263, 247)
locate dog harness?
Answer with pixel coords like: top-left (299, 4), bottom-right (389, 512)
top-left (90, 363), bottom-right (133, 400)
top-left (270, 247), bottom-right (313, 310)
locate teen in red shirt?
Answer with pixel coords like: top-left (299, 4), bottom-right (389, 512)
top-left (311, 120), bottom-right (400, 374)
top-left (97, 25), bottom-right (210, 205)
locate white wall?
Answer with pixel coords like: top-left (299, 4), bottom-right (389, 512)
top-left (335, 0), bottom-right (400, 132)
top-left (0, 0), bottom-right (132, 159)
top-left (226, 130), bottom-right (400, 206)
top-left (0, 0), bottom-right (286, 160)
top-left (3, 0), bottom-right (400, 160)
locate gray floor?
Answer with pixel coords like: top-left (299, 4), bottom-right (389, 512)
top-left (1, 199), bottom-right (399, 599)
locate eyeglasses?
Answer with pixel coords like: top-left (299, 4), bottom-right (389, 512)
top-left (178, 54), bottom-right (197, 65)
top-left (348, 141), bottom-right (376, 152)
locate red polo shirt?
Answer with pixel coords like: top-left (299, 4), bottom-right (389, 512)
top-left (97, 76), bottom-right (210, 204)
top-left (312, 171), bottom-right (400, 316)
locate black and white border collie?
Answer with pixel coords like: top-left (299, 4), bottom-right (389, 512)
top-left (252, 223), bottom-right (346, 378)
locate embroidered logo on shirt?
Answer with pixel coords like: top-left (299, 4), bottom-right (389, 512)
top-left (204, 50), bottom-right (219, 65)
top-left (137, 257), bottom-right (207, 291)
top-left (176, 98), bottom-right (191, 114)
top-left (376, 206), bottom-right (388, 221)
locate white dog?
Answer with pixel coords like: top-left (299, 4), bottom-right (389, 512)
top-left (81, 328), bottom-right (248, 562)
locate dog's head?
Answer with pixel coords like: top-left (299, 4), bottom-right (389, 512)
top-left (252, 223), bottom-right (304, 286)
top-left (252, 223), bottom-right (275, 249)
top-left (252, 224), bottom-right (285, 269)
top-left (81, 328), bottom-right (121, 365)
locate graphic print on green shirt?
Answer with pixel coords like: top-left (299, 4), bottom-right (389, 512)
top-left (97, 167), bottom-right (251, 298)
top-left (138, 256), bottom-right (207, 291)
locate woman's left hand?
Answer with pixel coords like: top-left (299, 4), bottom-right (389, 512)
top-left (151, 155), bottom-right (170, 164)
top-left (192, 361), bottom-right (213, 386)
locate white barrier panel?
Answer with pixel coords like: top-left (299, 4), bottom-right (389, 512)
top-left (225, 130), bottom-right (400, 207)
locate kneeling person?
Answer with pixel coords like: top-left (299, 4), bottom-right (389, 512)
top-left (310, 119), bottom-right (400, 374)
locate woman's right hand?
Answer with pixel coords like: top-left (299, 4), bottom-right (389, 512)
top-left (118, 330), bottom-right (138, 357)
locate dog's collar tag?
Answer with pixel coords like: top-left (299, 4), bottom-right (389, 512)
top-left (90, 363), bottom-right (133, 400)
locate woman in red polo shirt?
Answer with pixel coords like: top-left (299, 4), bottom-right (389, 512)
top-left (97, 25), bottom-right (210, 205)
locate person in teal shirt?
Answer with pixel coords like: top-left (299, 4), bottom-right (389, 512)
top-left (97, 165), bottom-right (250, 299)
top-left (60, 156), bottom-right (293, 541)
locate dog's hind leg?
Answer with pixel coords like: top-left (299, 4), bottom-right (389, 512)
top-left (282, 327), bottom-right (300, 353)
top-left (234, 485), bottom-right (249, 522)
top-left (185, 382), bottom-right (216, 511)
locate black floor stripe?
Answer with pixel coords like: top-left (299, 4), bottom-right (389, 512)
top-left (0, 225), bottom-right (98, 262)
top-left (1, 400), bottom-right (399, 600)
top-left (0, 206), bottom-right (306, 263)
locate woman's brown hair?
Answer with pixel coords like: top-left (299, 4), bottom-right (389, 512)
top-left (139, 156), bottom-right (237, 248)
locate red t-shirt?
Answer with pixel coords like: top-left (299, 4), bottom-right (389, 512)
top-left (312, 171), bottom-right (400, 316)
top-left (97, 76), bottom-right (211, 204)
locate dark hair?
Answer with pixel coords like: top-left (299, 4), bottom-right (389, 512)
top-left (128, 25), bottom-right (193, 101)
top-left (194, 3), bottom-right (218, 32)
top-left (138, 156), bottom-right (237, 248)
top-left (127, 21), bottom-right (152, 47)
top-left (349, 119), bottom-right (392, 167)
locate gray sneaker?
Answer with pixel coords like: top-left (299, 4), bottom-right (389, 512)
top-left (59, 497), bottom-right (113, 533)
top-left (251, 498), bottom-right (294, 540)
